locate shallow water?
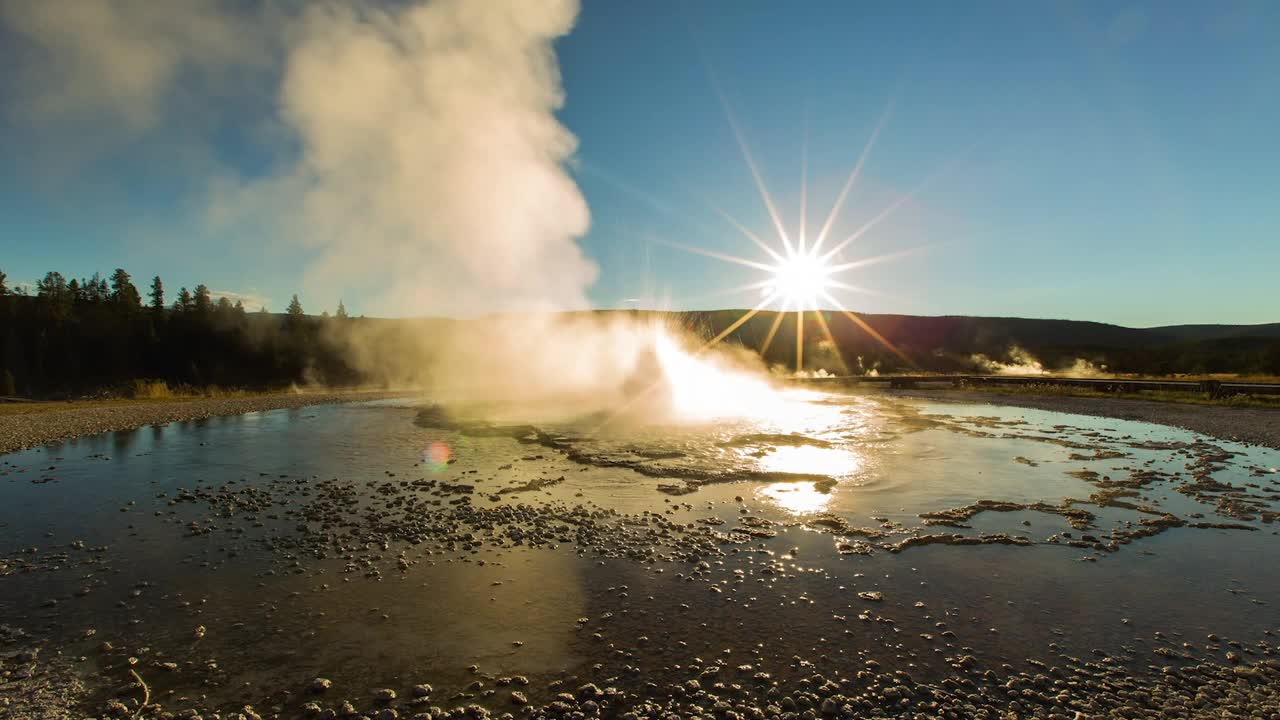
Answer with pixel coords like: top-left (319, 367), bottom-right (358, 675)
top-left (2, 391), bottom-right (1278, 712)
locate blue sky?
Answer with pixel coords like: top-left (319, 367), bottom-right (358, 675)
top-left (1, 0), bottom-right (1277, 326)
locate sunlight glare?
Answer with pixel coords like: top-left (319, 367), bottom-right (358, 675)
top-left (766, 252), bottom-right (832, 309)
top-left (756, 445), bottom-right (862, 480)
top-left (653, 333), bottom-right (786, 420)
top-left (757, 481), bottom-right (833, 514)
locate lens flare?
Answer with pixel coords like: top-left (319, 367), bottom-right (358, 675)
top-left (422, 441), bottom-right (453, 471)
top-left (764, 251), bottom-right (833, 309)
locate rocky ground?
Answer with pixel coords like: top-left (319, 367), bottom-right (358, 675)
top-left (886, 387), bottom-right (1280, 450)
top-left (0, 625), bottom-right (85, 720)
top-left (4, 396), bottom-right (1280, 719)
top-left (0, 392), bottom-right (401, 455)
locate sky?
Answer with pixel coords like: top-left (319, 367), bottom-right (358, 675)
top-left (1, 0), bottom-right (1277, 327)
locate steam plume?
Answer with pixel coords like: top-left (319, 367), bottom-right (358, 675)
top-left (212, 0), bottom-right (595, 316)
top-left (2, 0), bottom-right (775, 417)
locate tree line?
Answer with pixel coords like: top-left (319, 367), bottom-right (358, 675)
top-left (2, 266), bottom-right (1276, 398)
top-left (0, 267), bottom-right (360, 397)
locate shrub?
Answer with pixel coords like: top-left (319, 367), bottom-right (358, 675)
top-left (130, 379), bottom-right (172, 399)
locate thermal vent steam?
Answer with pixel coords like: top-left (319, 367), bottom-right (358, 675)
top-left (1, 0), bottom-right (782, 417)
top-left (227, 0), bottom-right (596, 316)
top-left (4, 0), bottom-right (594, 316)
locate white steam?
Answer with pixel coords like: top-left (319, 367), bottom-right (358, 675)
top-left (0, 0), bottom-right (268, 132)
top-left (971, 346), bottom-right (1046, 376)
top-left (1, 0), bottom-right (786, 418)
top-left (211, 0), bottom-right (596, 316)
top-left (971, 347), bottom-right (1111, 378)
top-left (4, 0), bottom-right (596, 316)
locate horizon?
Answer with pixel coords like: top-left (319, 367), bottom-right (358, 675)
top-left (111, 299), bottom-right (1277, 332)
top-left (3, 1), bottom-right (1278, 327)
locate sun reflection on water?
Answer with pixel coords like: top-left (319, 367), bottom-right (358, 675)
top-left (757, 481), bottom-right (833, 514)
top-left (757, 445), bottom-right (862, 478)
top-left (752, 446), bottom-right (864, 514)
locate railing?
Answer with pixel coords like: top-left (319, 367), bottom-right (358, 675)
top-left (792, 374), bottom-right (1280, 397)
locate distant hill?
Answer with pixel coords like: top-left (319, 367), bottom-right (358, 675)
top-left (283, 308), bottom-right (1279, 376)
top-left (638, 309), bottom-right (1280, 376)
top-left (1143, 323), bottom-right (1280, 342)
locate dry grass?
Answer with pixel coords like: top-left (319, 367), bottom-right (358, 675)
top-left (0, 386), bottom-right (298, 417)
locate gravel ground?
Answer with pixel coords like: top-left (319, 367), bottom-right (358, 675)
top-left (886, 387), bottom-right (1280, 449)
top-left (5, 395), bottom-right (1280, 719)
top-left (0, 391), bottom-right (400, 455)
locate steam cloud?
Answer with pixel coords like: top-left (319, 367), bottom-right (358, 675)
top-left (971, 346), bottom-right (1047, 376)
top-left (0, 0), bottom-right (268, 132)
top-left (971, 347), bottom-right (1110, 378)
top-left (215, 0), bottom-right (597, 316)
top-left (2, 0), bottom-right (764, 415)
top-left (4, 0), bottom-right (595, 316)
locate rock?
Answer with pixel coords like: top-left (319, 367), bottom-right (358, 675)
top-left (310, 678), bottom-right (333, 693)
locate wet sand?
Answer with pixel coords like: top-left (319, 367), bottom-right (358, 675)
top-left (887, 387), bottom-right (1280, 449)
top-left (0, 391), bottom-right (401, 455)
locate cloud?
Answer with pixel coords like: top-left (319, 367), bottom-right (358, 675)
top-left (210, 289), bottom-right (272, 311)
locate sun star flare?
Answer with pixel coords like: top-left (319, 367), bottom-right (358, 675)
top-left (764, 250), bottom-right (834, 310)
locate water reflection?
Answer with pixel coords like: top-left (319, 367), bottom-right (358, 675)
top-left (757, 481), bottom-right (833, 514)
top-left (5, 395), bottom-right (1280, 714)
top-left (756, 445), bottom-right (862, 479)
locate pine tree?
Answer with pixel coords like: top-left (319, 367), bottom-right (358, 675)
top-left (149, 276), bottom-right (165, 313)
top-left (85, 273), bottom-right (106, 302)
top-left (36, 271), bottom-right (67, 296)
top-left (214, 296), bottom-right (233, 322)
top-left (285, 295), bottom-right (305, 332)
top-left (174, 287), bottom-right (194, 312)
top-left (193, 284), bottom-right (212, 314)
top-left (0, 269), bottom-right (8, 295)
top-left (110, 268), bottom-right (142, 310)
top-left (335, 299), bottom-right (348, 319)
top-left (36, 272), bottom-right (72, 321)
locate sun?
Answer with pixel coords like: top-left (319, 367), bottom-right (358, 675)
top-left (648, 97), bottom-right (929, 375)
top-left (765, 251), bottom-right (832, 309)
